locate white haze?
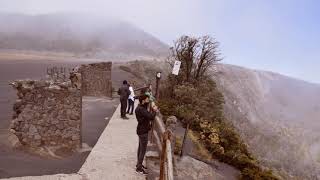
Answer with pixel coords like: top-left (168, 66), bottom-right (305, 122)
top-left (0, 0), bottom-right (209, 44)
top-left (0, 0), bottom-right (319, 84)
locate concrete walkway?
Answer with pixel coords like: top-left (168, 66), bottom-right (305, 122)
top-left (2, 104), bottom-right (146, 180)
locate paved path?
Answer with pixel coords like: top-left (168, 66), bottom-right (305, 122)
top-left (78, 104), bottom-right (144, 180)
top-left (2, 104), bottom-right (145, 180)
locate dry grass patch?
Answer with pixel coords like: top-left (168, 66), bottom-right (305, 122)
top-left (188, 130), bottom-right (212, 161)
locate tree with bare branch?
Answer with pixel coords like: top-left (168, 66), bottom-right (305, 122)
top-left (164, 35), bottom-right (223, 156)
top-left (167, 35), bottom-right (222, 84)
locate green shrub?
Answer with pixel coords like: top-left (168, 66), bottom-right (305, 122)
top-left (158, 78), bottom-right (279, 179)
top-left (240, 168), bottom-right (279, 180)
top-left (188, 130), bottom-right (212, 161)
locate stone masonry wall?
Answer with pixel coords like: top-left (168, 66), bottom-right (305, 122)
top-left (80, 62), bottom-right (112, 97)
top-left (9, 79), bottom-right (82, 150)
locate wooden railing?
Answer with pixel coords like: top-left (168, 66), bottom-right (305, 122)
top-left (114, 82), bottom-right (173, 179)
top-left (152, 112), bottom-right (174, 180)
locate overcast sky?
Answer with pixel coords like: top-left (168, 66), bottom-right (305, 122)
top-left (0, 0), bottom-right (319, 84)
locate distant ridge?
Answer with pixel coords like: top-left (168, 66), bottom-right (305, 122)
top-left (0, 12), bottom-right (169, 59)
top-left (214, 63), bottom-right (320, 178)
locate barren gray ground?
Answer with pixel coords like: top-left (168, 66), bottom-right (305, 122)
top-left (0, 58), bottom-right (122, 178)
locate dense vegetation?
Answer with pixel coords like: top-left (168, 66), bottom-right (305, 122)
top-left (158, 76), bottom-right (279, 179)
top-left (156, 35), bottom-right (279, 179)
top-left (119, 35), bottom-right (280, 179)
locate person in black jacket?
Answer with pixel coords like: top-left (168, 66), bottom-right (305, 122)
top-left (135, 94), bottom-right (159, 175)
top-left (117, 80), bottom-right (130, 119)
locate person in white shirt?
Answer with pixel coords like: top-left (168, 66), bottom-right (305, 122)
top-left (127, 83), bottom-right (135, 115)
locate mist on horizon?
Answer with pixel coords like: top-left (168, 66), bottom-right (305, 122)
top-left (0, 0), bottom-right (319, 84)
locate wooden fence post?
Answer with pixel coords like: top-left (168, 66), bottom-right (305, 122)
top-left (160, 130), bottom-right (174, 180)
top-left (166, 116), bottom-right (177, 155)
top-left (160, 131), bottom-right (169, 180)
top-left (166, 132), bottom-right (174, 180)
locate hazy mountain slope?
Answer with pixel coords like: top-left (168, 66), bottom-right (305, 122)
top-left (0, 13), bottom-right (169, 59)
top-left (213, 64), bottom-right (320, 179)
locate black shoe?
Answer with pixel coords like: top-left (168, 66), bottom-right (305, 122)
top-left (129, 113), bottom-right (133, 115)
top-left (136, 164), bottom-right (147, 170)
top-left (136, 168), bottom-right (148, 175)
top-left (122, 116), bottom-right (129, 120)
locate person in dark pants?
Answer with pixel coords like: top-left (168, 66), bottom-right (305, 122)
top-left (135, 94), bottom-right (159, 175)
top-left (127, 83), bottom-right (135, 115)
top-left (118, 80), bottom-right (130, 119)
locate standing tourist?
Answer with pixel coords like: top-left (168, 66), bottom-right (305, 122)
top-left (127, 83), bottom-right (135, 115)
top-left (135, 94), bottom-right (159, 175)
top-left (117, 80), bottom-right (130, 119)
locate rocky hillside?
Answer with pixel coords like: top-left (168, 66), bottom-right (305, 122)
top-left (0, 13), bottom-right (169, 59)
top-left (213, 64), bottom-right (320, 179)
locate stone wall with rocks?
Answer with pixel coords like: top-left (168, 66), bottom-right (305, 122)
top-left (9, 79), bottom-right (82, 151)
top-left (80, 62), bottom-right (112, 97)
